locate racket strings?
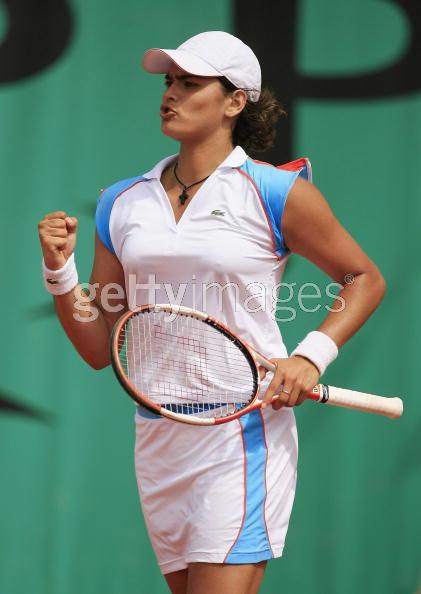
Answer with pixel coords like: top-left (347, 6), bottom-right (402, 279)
top-left (117, 310), bottom-right (256, 418)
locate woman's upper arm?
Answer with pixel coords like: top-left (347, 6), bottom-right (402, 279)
top-left (282, 177), bottom-right (381, 282)
top-left (90, 232), bottom-right (128, 331)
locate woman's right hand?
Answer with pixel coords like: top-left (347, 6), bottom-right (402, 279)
top-left (38, 211), bottom-right (78, 270)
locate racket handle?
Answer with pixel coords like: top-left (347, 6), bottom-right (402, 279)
top-left (308, 384), bottom-right (403, 419)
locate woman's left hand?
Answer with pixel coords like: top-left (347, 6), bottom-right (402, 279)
top-left (259, 356), bottom-right (321, 410)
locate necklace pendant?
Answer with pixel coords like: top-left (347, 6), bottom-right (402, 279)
top-left (179, 189), bottom-right (189, 205)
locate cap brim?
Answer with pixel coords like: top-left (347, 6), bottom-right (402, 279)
top-left (142, 48), bottom-right (222, 77)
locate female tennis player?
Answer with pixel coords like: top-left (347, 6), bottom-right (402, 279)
top-left (38, 31), bottom-right (386, 594)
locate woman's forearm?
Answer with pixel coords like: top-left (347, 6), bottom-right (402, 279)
top-left (38, 213), bottom-right (125, 369)
top-left (318, 268), bottom-right (386, 347)
top-left (54, 284), bottom-right (112, 369)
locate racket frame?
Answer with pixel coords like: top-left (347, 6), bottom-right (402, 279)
top-left (110, 303), bottom-right (261, 425)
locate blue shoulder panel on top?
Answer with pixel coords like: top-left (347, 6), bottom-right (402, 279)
top-left (298, 166), bottom-right (310, 180)
top-left (239, 159), bottom-right (299, 258)
top-left (95, 176), bottom-right (145, 255)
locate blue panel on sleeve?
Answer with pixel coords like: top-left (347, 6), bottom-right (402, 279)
top-left (298, 164), bottom-right (311, 180)
top-left (240, 159), bottom-right (299, 258)
top-left (95, 176), bottom-right (145, 255)
top-left (225, 410), bottom-right (272, 563)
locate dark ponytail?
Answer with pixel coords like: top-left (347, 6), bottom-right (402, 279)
top-left (219, 77), bottom-right (286, 153)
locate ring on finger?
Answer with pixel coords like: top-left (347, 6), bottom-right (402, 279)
top-left (281, 389), bottom-right (291, 395)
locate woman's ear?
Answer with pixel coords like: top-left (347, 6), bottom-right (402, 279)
top-left (225, 89), bottom-right (247, 118)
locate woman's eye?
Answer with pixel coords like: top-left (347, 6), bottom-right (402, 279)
top-left (163, 79), bottom-right (197, 88)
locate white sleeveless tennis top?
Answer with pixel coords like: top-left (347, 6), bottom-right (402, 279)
top-left (96, 145), bottom-right (307, 359)
top-left (95, 146), bottom-right (309, 573)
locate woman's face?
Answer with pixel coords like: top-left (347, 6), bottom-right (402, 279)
top-left (159, 64), bottom-right (240, 144)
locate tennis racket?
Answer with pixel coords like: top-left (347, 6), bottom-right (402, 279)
top-left (110, 304), bottom-right (403, 425)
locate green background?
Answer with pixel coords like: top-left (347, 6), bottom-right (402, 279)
top-left (0, 1), bottom-right (419, 593)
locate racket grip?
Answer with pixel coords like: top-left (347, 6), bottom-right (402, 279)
top-left (308, 384), bottom-right (403, 419)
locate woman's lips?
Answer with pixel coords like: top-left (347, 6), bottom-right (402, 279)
top-left (160, 106), bottom-right (177, 119)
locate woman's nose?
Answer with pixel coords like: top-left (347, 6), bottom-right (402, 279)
top-left (162, 84), bottom-right (177, 103)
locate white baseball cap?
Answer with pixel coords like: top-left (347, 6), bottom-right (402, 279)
top-left (141, 31), bottom-right (261, 102)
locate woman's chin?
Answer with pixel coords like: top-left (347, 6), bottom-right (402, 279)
top-left (160, 123), bottom-right (189, 142)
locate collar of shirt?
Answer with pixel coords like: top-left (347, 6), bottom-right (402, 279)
top-left (142, 145), bottom-right (249, 180)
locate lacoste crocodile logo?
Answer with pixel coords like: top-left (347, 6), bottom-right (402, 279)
top-left (210, 209), bottom-right (225, 216)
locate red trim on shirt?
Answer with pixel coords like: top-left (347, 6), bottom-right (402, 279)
top-left (112, 178), bottom-right (147, 204)
top-left (252, 157), bottom-right (308, 175)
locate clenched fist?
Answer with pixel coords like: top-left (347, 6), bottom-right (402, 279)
top-left (38, 211), bottom-right (78, 270)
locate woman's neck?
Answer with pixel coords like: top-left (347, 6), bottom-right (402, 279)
top-left (176, 137), bottom-right (235, 184)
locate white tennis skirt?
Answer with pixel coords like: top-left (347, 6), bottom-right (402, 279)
top-left (134, 404), bottom-right (298, 575)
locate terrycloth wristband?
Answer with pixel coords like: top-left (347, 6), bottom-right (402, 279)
top-left (42, 253), bottom-right (79, 296)
top-left (290, 330), bottom-right (338, 376)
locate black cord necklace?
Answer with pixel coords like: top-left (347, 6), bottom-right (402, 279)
top-left (173, 162), bottom-right (211, 205)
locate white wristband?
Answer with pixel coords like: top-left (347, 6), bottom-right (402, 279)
top-left (290, 331), bottom-right (338, 376)
top-left (42, 253), bottom-right (79, 296)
